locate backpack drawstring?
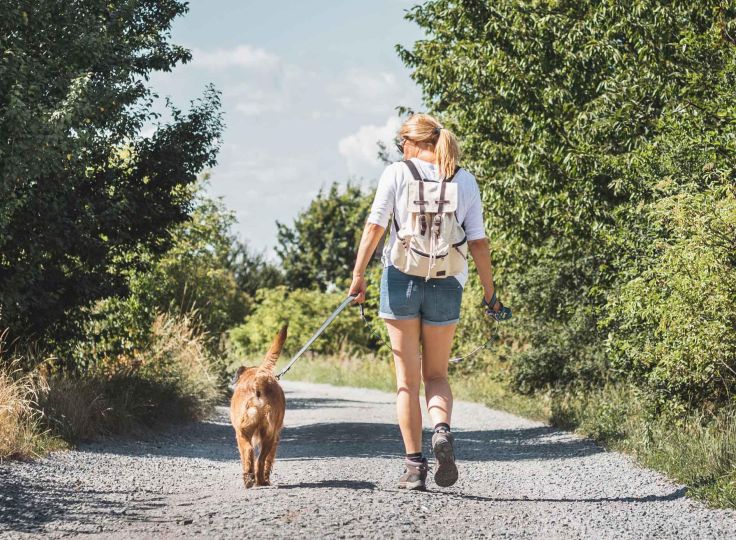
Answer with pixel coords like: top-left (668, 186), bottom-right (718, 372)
top-left (426, 215), bottom-right (442, 280)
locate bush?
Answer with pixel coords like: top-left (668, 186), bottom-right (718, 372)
top-left (1, 312), bottom-right (219, 450)
top-left (230, 286), bottom-right (375, 359)
top-left (606, 182), bottom-right (736, 411)
top-left (82, 194), bottom-right (256, 364)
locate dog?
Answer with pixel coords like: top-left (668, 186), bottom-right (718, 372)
top-left (230, 325), bottom-right (287, 488)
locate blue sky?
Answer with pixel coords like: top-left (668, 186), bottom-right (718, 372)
top-left (150, 0), bottom-right (424, 253)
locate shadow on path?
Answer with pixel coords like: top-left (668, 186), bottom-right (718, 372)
top-left (0, 472), bottom-right (167, 535)
top-left (427, 486), bottom-right (689, 504)
top-left (274, 480), bottom-right (377, 491)
top-left (0, 390), bottom-right (685, 536)
top-left (73, 394), bottom-right (600, 464)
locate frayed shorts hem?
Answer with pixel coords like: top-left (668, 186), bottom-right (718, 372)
top-left (379, 312), bottom-right (460, 327)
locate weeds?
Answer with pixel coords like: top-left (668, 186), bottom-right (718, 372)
top-left (0, 367), bottom-right (45, 460)
top-left (0, 312), bottom-right (220, 457)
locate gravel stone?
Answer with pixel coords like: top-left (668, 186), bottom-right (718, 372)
top-left (1, 380), bottom-right (735, 539)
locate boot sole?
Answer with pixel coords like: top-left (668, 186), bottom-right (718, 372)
top-left (398, 480), bottom-right (427, 491)
top-left (433, 438), bottom-right (458, 487)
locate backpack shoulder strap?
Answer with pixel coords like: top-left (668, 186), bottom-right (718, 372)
top-left (444, 166), bottom-right (461, 182)
top-left (402, 160), bottom-right (428, 234)
top-left (402, 159), bottom-right (422, 181)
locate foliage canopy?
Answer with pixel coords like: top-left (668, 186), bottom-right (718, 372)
top-left (0, 1), bottom-right (222, 340)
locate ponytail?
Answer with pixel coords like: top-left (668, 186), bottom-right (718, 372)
top-left (399, 113), bottom-right (461, 179)
top-left (434, 128), bottom-right (459, 179)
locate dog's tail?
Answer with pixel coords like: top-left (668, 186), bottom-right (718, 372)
top-left (258, 324), bottom-right (288, 375)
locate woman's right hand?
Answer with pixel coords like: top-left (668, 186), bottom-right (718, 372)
top-left (348, 274), bottom-right (367, 304)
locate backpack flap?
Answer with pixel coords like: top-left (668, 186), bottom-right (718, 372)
top-left (406, 181), bottom-right (458, 213)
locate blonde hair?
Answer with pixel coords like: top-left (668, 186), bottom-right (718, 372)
top-left (399, 113), bottom-right (460, 179)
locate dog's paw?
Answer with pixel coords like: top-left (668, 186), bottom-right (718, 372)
top-left (243, 473), bottom-right (255, 489)
top-left (255, 478), bottom-right (271, 487)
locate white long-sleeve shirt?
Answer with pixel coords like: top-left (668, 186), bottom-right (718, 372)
top-left (366, 158), bottom-right (487, 287)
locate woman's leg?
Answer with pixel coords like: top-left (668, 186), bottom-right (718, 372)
top-left (421, 322), bottom-right (457, 427)
top-left (422, 321), bottom-right (460, 487)
top-left (385, 318), bottom-right (423, 454)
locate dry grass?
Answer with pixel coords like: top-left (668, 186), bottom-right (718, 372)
top-left (38, 313), bottom-right (220, 442)
top-left (1, 312), bottom-right (220, 459)
top-left (0, 367), bottom-right (61, 461)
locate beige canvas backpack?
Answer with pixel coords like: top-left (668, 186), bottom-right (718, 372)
top-left (390, 160), bottom-right (468, 280)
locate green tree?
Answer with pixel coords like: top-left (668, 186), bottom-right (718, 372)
top-left (227, 242), bottom-right (284, 299)
top-left (399, 1), bottom-right (736, 401)
top-left (85, 191), bottom-right (283, 364)
top-left (0, 1), bottom-right (222, 341)
top-left (276, 183), bottom-right (372, 291)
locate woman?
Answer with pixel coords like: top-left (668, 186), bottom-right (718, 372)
top-left (348, 113), bottom-right (504, 490)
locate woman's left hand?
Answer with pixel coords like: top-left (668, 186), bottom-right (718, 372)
top-left (484, 290), bottom-right (501, 313)
top-left (348, 274), bottom-right (367, 304)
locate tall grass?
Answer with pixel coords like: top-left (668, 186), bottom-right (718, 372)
top-left (0, 367), bottom-right (48, 460)
top-left (0, 312), bottom-right (220, 458)
top-left (550, 385), bottom-right (736, 508)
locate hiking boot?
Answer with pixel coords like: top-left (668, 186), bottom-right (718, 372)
top-left (398, 457), bottom-right (428, 491)
top-left (432, 429), bottom-right (458, 487)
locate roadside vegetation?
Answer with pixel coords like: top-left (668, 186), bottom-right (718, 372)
top-left (0, 2), bottom-right (279, 460)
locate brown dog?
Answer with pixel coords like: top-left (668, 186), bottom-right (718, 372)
top-left (230, 325), bottom-right (287, 488)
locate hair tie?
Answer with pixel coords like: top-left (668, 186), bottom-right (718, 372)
top-left (434, 126), bottom-right (442, 135)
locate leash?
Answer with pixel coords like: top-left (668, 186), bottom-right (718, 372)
top-left (276, 291), bottom-right (511, 379)
top-left (276, 294), bottom-right (358, 380)
top-left (358, 303), bottom-right (503, 364)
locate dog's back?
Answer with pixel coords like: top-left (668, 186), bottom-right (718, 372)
top-left (230, 325), bottom-right (287, 487)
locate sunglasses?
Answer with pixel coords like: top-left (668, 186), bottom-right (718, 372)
top-left (395, 138), bottom-right (407, 154)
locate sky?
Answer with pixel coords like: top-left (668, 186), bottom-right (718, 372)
top-left (149, 0), bottom-right (424, 254)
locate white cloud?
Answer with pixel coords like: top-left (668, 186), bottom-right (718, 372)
top-left (224, 82), bottom-right (286, 116)
top-left (328, 69), bottom-right (412, 115)
top-left (190, 45), bottom-right (280, 71)
top-left (338, 116), bottom-right (402, 176)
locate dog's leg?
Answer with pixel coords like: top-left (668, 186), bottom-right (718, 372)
top-left (255, 436), bottom-right (270, 486)
top-left (236, 430), bottom-right (255, 488)
top-left (257, 434), bottom-right (279, 486)
top-left (263, 433), bottom-right (280, 485)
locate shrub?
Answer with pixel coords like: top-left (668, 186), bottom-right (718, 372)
top-left (230, 286), bottom-right (375, 359)
top-left (606, 183), bottom-right (736, 411)
top-left (38, 313), bottom-right (218, 442)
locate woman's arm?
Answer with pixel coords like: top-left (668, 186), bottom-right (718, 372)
top-left (468, 238), bottom-right (502, 311)
top-left (349, 164), bottom-right (396, 303)
top-left (348, 222), bottom-right (386, 303)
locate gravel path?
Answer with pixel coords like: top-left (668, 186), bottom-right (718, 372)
top-left (1, 380), bottom-right (735, 539)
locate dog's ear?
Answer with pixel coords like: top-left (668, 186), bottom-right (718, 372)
top-left (230, 366), bottom-right (247, 389)
top-left (259, 324), bottom-right (288, 373)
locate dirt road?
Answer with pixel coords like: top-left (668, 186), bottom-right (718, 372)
top-left (1, 381), bottom-right (734, 539)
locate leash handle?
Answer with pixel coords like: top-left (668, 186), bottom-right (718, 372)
top-left (276, 294), bottom-right (358, 380)
top-left (481, 294), bottom-right (513, 322)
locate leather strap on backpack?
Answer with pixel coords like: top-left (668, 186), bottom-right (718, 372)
top-left (403, 159), bottom-right (423, 181)
top-left (403, 160), bottom-right (428, 235)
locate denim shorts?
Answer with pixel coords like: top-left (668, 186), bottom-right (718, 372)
top-left (379, 265), bottom-right (463, 326)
